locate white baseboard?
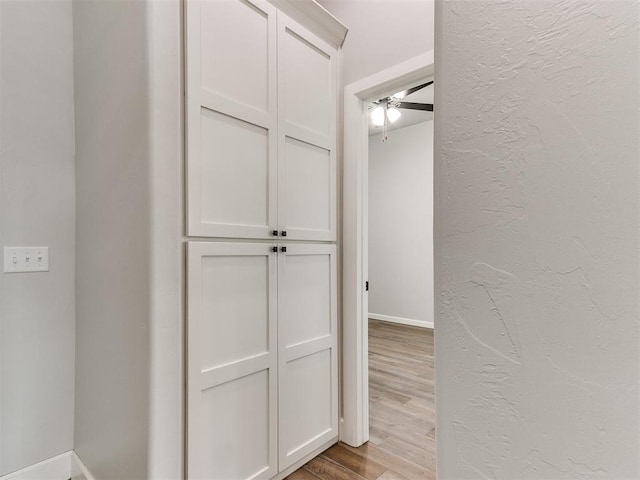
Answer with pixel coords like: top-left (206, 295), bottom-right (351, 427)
top-left (369, 313), bottom-right (433, 329)
top-left (0, 451), bottom-right (95, 480)
top-left (0, 452), bottom-right (71, 480)
top-left (71, 452), bottom-right (95, 480)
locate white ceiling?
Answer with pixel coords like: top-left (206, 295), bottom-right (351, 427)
top-left (368, 82), bottom-right (434, 136)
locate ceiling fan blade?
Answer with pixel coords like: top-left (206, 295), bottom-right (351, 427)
top-left (396, 102), bottom-right (433, 111)
top-left (395, 80), bottom-right (434, 99)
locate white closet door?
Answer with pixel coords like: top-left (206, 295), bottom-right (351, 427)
top-left (187, 242), bottom-right (278, 480)
top-left (186, 0), bottom-right (278, 239)
top-left (278, 244), bottom-right (338, 469)
top-left (277, 14), bottom-right (337, 242)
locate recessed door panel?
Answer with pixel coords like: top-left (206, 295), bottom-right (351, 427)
top-left (281, 252), bottom-right (331, 347)
top-left (201, 370), bottom-right (271, 480)
top-left (201, 0), bottom-right (270, 113)
top-left (200, 109), bottom-right (269, 231)
top-left (281, 137), bottom-right (332, 236)
top-left (281, 28), bottom-right (331, 136)
top-left (281, 350), bottom-right (333, 457)
top-left (200, 254), bottom-right (269, 370)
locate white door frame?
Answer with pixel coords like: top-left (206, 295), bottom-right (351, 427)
top-left (341, 51), bottom-right (435, 447)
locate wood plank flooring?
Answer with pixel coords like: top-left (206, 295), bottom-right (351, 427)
top-left (286, 319), bottom-right (435, 480)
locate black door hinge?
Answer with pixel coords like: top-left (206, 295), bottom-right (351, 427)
top-left (365, 281), bottom-right (369, 291)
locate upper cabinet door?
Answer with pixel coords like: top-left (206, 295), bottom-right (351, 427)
top-left (186, 0), bottom-right (278, 239)
top-left (278, 14), bottom-right (337, 242)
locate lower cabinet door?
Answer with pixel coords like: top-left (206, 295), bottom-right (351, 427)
top-left (277, 244), bottom-right (338, 470)
top-left (187, 242), bottom-right (278, 480)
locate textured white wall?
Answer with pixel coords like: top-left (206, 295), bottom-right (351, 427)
top-left (0, 0), bottom-right (76, 474)
top-left (435, 0), bottom-right (640, 478)
top-left (316, 0), bottom-right (434, 85)
top-left (368, 121), bottom-right (433, 326)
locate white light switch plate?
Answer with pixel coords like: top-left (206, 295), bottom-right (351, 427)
top-left (3, 247), bottom-right (49, 273)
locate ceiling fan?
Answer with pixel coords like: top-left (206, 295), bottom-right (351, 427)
top-left (370, 80), bottom-right (433, 141)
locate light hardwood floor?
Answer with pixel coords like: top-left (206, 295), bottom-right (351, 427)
top-left (286, 319), bottom-right (435, 480)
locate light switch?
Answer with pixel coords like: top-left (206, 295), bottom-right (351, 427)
top-left (3, 247), bottom-right (49, 273)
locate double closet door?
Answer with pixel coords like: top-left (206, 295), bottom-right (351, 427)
top-left (185, 0), bottom-right (339, 478)
top-left (186, 0), bottom-right (337, 242)
top-left (187, 243), bottom-right (338, 479)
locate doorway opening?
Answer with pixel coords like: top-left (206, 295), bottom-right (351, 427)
top-left (365, 77), bottom-right (435, 473)
top-left (341, 52), bottom-right (435, 475)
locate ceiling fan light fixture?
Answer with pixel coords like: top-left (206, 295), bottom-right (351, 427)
top-left (386, 107), bottom-right (401, 123)
top-left (393, 90), bottom-right (406, 99)
top-left (371, 106), bottom-right (385, 126)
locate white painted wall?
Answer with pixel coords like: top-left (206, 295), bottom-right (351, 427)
top-left (368, 121), bottom-right (433, 327)
top-left (72, 1), bottom-right (183, 478)
top-left (0, 0), bottom-right (76, 475)
top-left (73, 1), bottom-right (150, 477)
top-left (435, 0), bottom-right (640, 478)
top-left (146, 1), bottom-right (183, 478)
top-left (316, 0), bottom-right (434, 84)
